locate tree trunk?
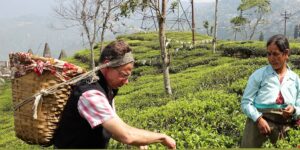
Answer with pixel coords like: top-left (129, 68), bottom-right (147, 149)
top-left (99, 32), bottom-right (105, 54)
top-left (234, 30), bottom-right (237, 40)
top-left (191, 0), bottom-right (195, 45)
top-left (89, 42), bottom-right (95, 69)
top-left (212, 0), bottom-right (218, 53)
top-left (249, 15), bottom-right (262, 40)
top-left (99, 15), bottom-right (108, 54)
top-left (99, 1), bottom-right (112, 53)
top-left (158, 0), bottom-right (172, 95)
top-left (82, 0), bottom-right (102, 69)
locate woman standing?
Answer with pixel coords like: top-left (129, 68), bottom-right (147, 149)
top-left (241, 34), bottom-right (300, 147)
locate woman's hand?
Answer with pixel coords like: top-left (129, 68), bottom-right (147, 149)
top-left (282, 105), bottom-right (295, 118)
top-left (257, 117), bottom-right (271, 135)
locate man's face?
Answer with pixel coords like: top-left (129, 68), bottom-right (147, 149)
top-left (106, 63), bottom-right (133, 89)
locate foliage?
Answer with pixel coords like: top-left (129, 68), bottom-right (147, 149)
top-left (203, 21), bottom-right (209, 31)
top-left (230, 16), bottom-right (248, 27)
top-left (3, 32), bottom-right (300, 149)
top-left (219, 41), bottom-right (266, 58)
top-left (238, 0), bottom-right (271, 12)
top-left (228, 78), bottom-right (248, 96)
top-left (236, 0), bottom-right (271, 40)
top-left (112, 90), bottom-right (246, 149)
top-left (230, 15), bottom-right (248, 40)
top-left (219, 41), bottom-right (300, 58)
top-left (290, 55), bottom-right (300, 69)
top-left (262, 128), bottom-right (300, 148)
top-left (289, 43), bottom-right (300, 55)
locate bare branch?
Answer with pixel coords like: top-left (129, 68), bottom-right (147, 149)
top-left (53, 0), bottom-right (124, 67)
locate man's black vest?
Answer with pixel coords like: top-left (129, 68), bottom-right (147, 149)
top-left (53, 72), bottom-right (118, 149)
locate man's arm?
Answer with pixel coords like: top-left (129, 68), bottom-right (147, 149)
top-left (102, 115), bottom-right (176, 149)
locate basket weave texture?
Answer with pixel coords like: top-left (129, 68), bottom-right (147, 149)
top-left (12, 71), bottom-right (70, 146)
top-left (10, 52), bottom-right (84, 146)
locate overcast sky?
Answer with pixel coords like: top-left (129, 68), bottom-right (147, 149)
top-left (0, 0), bottom-right (214, 19)
top-left (0, 0), bottom-right (55, 18)
top-left (0, 0), bottom-right (215, 61)
top-left (0, 0), bottom-right (83, 60)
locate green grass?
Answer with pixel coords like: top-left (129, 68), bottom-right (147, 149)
top-left (0, 80), bottom-right (51, 149)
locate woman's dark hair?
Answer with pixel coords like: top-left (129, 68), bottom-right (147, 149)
top-left (266, 34), bottom-right (289, 53)
top-left (99, 40), bottom-right (132, 63)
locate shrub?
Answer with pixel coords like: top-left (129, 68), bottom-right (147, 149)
top-left (227, 78), bottom-right (248, 96)
top-left (114, 90), bottom-right (244, 149)
top-left (290, 55), bottom-right (300, 69)
top-left (219, 41), bottom-right (300, 58)
top-left (262, 128), bottom-right (300, 148)
top-left (219, 41), bottom-right (266, 58)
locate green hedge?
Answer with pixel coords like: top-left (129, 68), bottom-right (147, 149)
top-left (219, 41), bottom-right (300, 58)
top-left (219, 41), bottom-right (266, 58)
top-left (113, 90), bottom-right (245, 149)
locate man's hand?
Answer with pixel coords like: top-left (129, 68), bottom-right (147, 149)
top-left (257, 117), bottom-right (271, 135)
top-left (161, 134), bottom-right (176, 149)
top-left (139, 145), bottom-right (148, 149)
top-left (103, 116), bottom-right (176, 148)
top-left (283, 105), bottom-right (295, 118)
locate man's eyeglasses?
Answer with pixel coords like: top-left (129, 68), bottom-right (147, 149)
top-left (114, 68), bottom-right (131, 79)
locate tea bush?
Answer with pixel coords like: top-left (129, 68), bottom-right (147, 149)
top-left (3, 32), bottom-right (300, 149)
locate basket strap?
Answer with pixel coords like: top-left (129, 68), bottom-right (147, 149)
top-left (32, 94), bottom-right (43, 119)
top-left (14, 55), bottom-right (134, 119)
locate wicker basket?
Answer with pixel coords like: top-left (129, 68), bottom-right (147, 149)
top-left (9, 52), bottom-right (86, 146)
top-left (12, 70), bottom-right (71, 146)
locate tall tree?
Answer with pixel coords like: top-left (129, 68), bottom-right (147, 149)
top-left (294, 24), bottom-right (299, 39)
top-left (238, 0), bottom-right (271, 40)
top-left (259, 32), bottom-right (264, 41)
top-left (203, 20), bottom-right (210, 36)
top-left (212, 0), bottom-right (218, 53)
top-left (54, 0), bottom-right (122, 69)
top-left (230, 15), bottom-right (248, 40)
top-left (98, 1), bottom-right (123, 53)
top-left (191, 0), bottom-right (195, 45)
top-left (121, 0), bottom-right (173, 95)
top-left (159, 0), bottom-right (172, 95)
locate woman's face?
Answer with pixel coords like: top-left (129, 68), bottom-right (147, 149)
top-left (267, 42), bottom-right (288, 72)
